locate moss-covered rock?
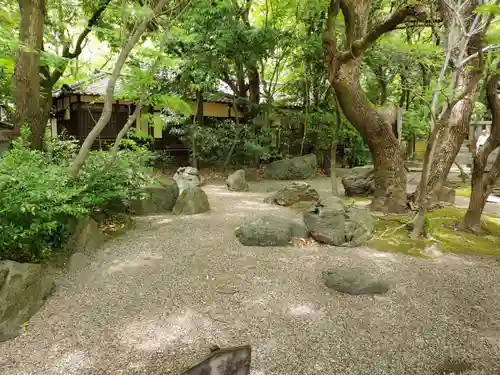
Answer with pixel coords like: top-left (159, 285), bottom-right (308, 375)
top-left (263, 154), bottom-right (317, 180)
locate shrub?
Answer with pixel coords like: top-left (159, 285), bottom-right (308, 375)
top-left (77, 148), bottom-right (155, 215)
top-left (0, 135), bottom-right (88, 262)
top-left (0, 130), bottom-right (154, 263)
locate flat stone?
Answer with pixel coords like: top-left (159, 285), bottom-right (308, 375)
top-left (236, 215), bottom-right (304, 246)
top-left (323, 268), bottom-right (390, 295)
top-left (265, 181), bottom-right (319, 206)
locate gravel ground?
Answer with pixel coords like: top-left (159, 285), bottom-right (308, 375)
top-left (1, 181), bottom-right (500, 375)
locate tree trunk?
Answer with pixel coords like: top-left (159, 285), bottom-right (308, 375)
top-left (14, 0), bottom-right (45, 144)
top-left (413, 70), bottom-right (479, 203)
top-left (459, 61), bottom-right (500, 232)
top-left (333, 63), bottom-right (407, 213)
top-left (68, 0), bottom-right (169, 177)
top-left (322, 0), bottom-right (425, 213)
top-left (110, 103), bottom-right (142, 162)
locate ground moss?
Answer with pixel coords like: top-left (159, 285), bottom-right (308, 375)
top-left (455, 187), bottom-right (471, 197)
top-left (369, 207), bottom-right (500, 257)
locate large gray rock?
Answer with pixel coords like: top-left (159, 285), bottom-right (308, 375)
top-left (323, 268), bottom-right (390, 295)
top-left (263, 154), bottom-right (317, 180)
top-left (66, 218), bottom-right (106, 254)
top-left (131, 181), bottom-right (179, 215)
top-left (265, 181), bottom-right (319, 206)
top-left (341, 167), bottom-right (375, 196)
top-left (226, 170), bottom-right (249, 192)
top-left (174, 166), bottom-right (201, 191)
top-left (172, 185), bottom-right (210, 215)
top-left (0, 261), bottom-right (55, 341)
top-left (236, 216), bottom-right (308, 246)
top-left (303, 197), bottom-right (372, 246)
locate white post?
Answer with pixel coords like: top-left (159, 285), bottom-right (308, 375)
top-left (51, 117), bottom-right (58, 138)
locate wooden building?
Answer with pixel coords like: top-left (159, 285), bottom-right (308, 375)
top-left (51, 73), bottom-right (242, 157)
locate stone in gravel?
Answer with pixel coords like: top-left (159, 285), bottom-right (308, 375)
top-left (67, 252), bottom-right (90, 273)
top-left (173, 166), bottom-right (201, 191)
top-left (341, 167), bottom-right (375, 196)
top-left (322, 268), bottom-right (390, 295)
top-left (172, 185), bottom-right (210, 215)
top-left (226, 169), bottom-right (249, 192)
top-left (65, 217), bottom-right (106, 254)
top-left (131, 182), bottom-right (179, 215)
top-left (303, 198), bottom-right (372, 246)
top-left (236, 215), bottom-right (307, 246)
top-left (263, 154), bottom-right (317, 180)
top-left (264, 181), bottom-right (319, 206)
top-left (0, 261), bottom-right (55, 341)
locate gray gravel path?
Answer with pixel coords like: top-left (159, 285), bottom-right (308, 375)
top-left (1, 182), bottom-right (500, 375)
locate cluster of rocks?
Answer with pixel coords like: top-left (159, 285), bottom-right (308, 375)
top-left (132, 166), bottom-right (211, 216)
top-left (236, 181), bottom-right (387, 296)
top-left (236, 181), bottom-right (373, 248)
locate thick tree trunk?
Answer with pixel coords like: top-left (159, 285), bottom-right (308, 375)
top-left (333, 63), bottom-right (407, 213)
top-left (322, 0), bottom-right (426, 213)
top-left (14, 0), bottom-right (45, 143)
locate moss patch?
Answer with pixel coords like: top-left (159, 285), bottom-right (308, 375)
top-left (455, 187), bottom-right (471, 197)
top-left (369, 207), bottom-right (500, 257)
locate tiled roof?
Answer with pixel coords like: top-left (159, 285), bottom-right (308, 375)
top-left (52, 72), bottom-right (300, 106)
top-left (52, 73), bottom-right (234, 103)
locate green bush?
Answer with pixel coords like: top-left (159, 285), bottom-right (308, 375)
top-left (0, 131), bottom-right (154, 263)
top-left (0, 136), bottom-right (88, 262)
top-left (77, 149), bottom-right (154, 215)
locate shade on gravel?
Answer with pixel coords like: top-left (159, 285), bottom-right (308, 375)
top-left (0, 181), bottom-right (500, 375)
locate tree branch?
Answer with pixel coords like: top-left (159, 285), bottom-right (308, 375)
top-left (49, 0), bottom-right (112, 85)
top-left (348, 4), bottom-right (426, 59)
top-left (323, 0), bottom-right (340, 57)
